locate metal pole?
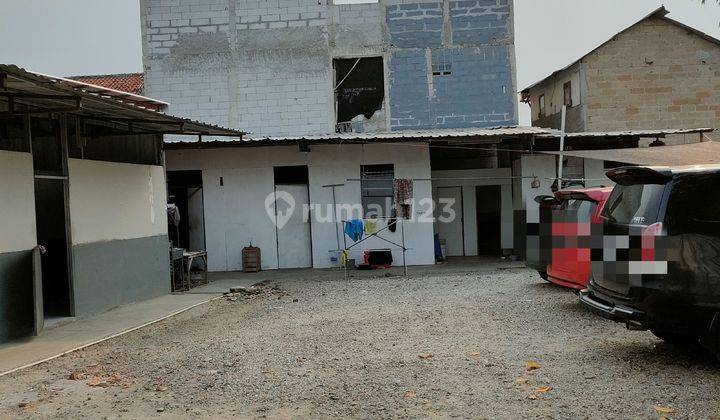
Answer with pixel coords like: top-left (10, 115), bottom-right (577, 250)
top-left (331, 186), bottom-right (340, 251)
top-left (342, 220), bottom-right (348, 280)
top-left (557, 105), bottom-right (567, 189)
top-left (401, 219), bottom-right (407, 277)
top-left (323, 183), bottom-right (345, 273)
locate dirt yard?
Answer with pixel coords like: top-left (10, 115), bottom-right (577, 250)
top-left (1, 260), bottom-right (719, 419)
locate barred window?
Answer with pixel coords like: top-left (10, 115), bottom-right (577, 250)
top-left (361, 164), bottom-right (394, 217)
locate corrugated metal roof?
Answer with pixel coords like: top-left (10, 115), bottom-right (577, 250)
top-left (539, 141), bottom-right (720, 166)
top-left (538, 128), bottom-right (713, 139)
top-left (0, 64), bottom-right (244, 137)
top-left (165, 126), bottom-right (551, 146)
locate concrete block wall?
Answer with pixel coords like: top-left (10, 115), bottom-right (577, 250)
top-left (583, 17), bottom-right (720, 143)
top-left (385, 0), bottom-right (517, 130)
top-left (141, 0), bottom-right (518, 137)
top-left (449, 0), bottom-right (512, 45)
top-left (386, 2), bottom-right (444, 48)
top-left (389, 45), bottom-right (515, 128)
top-left (142, 0), bottom-right (332, 137)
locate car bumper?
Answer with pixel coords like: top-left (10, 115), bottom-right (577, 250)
top-left (579, 289), bottom-right (645, 325)
top-left (547, 274), bottom-right (586, 291)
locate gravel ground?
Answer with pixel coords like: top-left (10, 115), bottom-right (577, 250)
top-left (1, 261), bottom-right (719, 419)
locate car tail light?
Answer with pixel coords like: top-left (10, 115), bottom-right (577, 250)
top-left (642, 222), bottom-right (664, 236)
top-left (641, 222), bottom-right (664, 261)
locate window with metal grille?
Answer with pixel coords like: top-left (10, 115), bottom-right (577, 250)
top-left (563, 81), bottom-right (573, 107)
top-left (432, 62), bottom-right (452, 76)
top-left (361, 164), bottom-right (394, 217)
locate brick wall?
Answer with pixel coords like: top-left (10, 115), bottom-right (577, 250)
top-left (141, 0), bottom-right (517, 137)
top-left (583, 16), bottom-right (720, 142)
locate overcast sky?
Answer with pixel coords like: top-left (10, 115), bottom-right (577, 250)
top-left (1, 0), bottom-right (719, 124)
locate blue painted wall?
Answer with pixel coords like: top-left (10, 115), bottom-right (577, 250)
top-left (386, 0), bottom-right (516, 130)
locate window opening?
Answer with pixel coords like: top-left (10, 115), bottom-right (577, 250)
top-left (334, 57), bottom-right (385, 133)
top-left (563, 81), bottom-right (572, 107)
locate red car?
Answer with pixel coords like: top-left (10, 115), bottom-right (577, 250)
top-left (546, 187), bottom-right (613, 290)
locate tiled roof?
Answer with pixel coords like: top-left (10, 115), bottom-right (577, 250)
top-left (68, 73), bottom-right (144, 95)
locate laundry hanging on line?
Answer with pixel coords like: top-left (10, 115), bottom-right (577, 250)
top-left (393, 179), bottom-right (413, 219)
top-left (344, 219), bottom-right (364, 242)
top-left (364, 219), bottom-right (378, 235)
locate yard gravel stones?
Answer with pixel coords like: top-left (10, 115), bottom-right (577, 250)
top-left (1, 263), bottom-right (719, 419)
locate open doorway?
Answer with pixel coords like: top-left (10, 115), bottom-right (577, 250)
top-left (274, 166), bottom-right (312, 269)
top-left (31, 116), bottom-right (73, 323)
top-left (167, 171), bottom-right (205, 251)
top-left (476, 185), bottom-right (502, 255)
top-left (34, 179), bottom-right (71, 319)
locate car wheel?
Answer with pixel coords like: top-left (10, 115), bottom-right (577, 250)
top-left (538, 271), bottom-right (549, 281)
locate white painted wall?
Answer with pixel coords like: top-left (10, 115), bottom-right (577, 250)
top-left (462, 186), bottom-right (477, 256)
top-left (520, 155), bottom-right (556, 224)
top-left (0, 151), bottom-right (37, 253)
top-left (68, 159), bottom-right (168, 245)
top-left (166, 143), bottom-right (435, 271)
top-left (431, 168), bottom-right (514, 252)
top-left (435, 186), bottom-right (464, 256)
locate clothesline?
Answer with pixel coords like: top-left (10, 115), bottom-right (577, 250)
top-left (339, 217), bottom-right (409, 278)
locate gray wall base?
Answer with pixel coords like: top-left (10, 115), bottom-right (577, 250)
top-left (0, 250), bottom-right (33, 342)
top-left (72, 235), bottom-right (170, 316)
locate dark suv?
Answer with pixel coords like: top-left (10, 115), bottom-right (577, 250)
top-left (580, 165), bottom-right (720, 355)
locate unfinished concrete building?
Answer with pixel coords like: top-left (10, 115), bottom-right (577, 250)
top-left (140, 0), bottom-right (518, 135)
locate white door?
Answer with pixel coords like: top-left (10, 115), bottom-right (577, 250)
top-left (436, 186), bottom-right (464, 257)
top-left (276, 185), bottom-right (312, 268)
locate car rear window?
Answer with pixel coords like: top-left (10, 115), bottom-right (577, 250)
top-left (601, 183), bottom-right (666, 226)
top-left (665, 172), bottom-right (720, 236)
top-left (561, 199), bottom-right (597, 223)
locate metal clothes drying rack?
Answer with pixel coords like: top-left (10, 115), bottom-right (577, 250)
top-left (338, 216), bottom-right (408, 279)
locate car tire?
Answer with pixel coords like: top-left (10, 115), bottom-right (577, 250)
top-left (651, 330), bottom-right (700, 347)
top-left (538, 271), bottom-right (549, 281)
